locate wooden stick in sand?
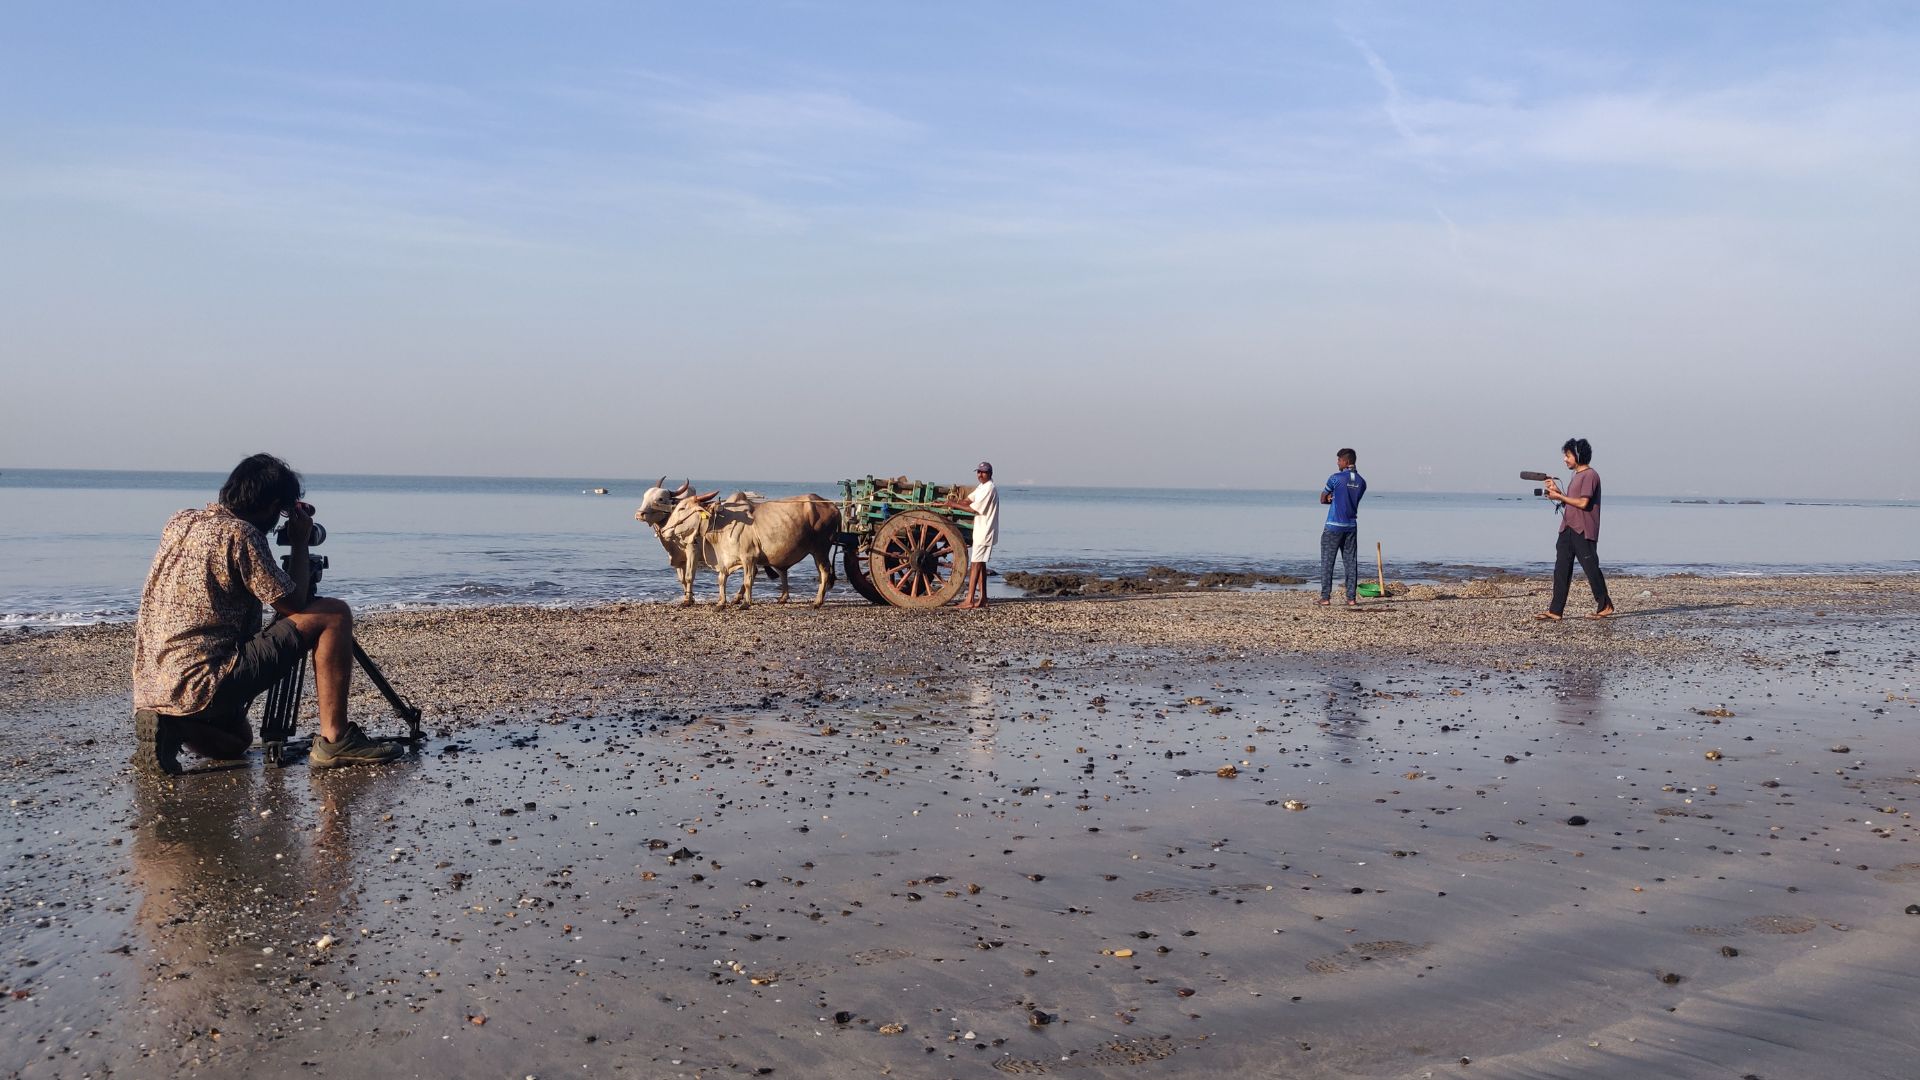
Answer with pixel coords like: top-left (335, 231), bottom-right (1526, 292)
top-left (1376, 541), bottom-right (1387, 600)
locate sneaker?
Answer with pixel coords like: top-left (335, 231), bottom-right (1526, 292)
top-left (309, 723), bottom-right (404, 770)
top-left (132, 708), bottom-right (183, 776)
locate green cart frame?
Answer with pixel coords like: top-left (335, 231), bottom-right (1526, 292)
top-left (837, 476), bottom-right (976, 608)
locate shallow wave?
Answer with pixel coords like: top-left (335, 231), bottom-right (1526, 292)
top-left (4, 556), bottom-right (1914, 629)
top-left (0, 609), bottom-right (136, 628)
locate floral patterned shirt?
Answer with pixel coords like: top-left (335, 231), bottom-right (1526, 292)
top-left (132, 504), bottom-right (296, 714)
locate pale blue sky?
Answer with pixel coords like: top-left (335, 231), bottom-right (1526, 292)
top-left (3, 3), bottom-right (1916, 496)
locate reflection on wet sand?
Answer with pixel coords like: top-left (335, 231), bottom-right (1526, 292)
top-left (966, 674), bottom-right (998, 758)
top-left (1317, 676), bottom-right (1370, 757)
top-left (1551, 664), bottom-right (1607, 729)
top-left (7, 577), bottom-right (1919, 1079)
top-left (127, 760), bottom-right (404, 1048)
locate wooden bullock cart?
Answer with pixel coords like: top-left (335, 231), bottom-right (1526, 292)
top-left (836, 476), bottom-right (976, 608)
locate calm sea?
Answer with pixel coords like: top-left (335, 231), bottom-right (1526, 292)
top-left (1, 468), bottom-right (1913, 627)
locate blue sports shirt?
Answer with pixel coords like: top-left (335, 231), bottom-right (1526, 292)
top-left (1324, 469), bottom-right (1366, 530)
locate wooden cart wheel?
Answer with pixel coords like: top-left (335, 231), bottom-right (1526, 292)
top-left (842, 540), bottom-right (885, 605)
top-left (869, 511), bottom-right (969, 608)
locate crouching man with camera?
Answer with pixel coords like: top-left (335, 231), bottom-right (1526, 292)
top-left (1536, 437), bottom-right (1615, 622)
top-left (131, 453), bottom-right (401, 775)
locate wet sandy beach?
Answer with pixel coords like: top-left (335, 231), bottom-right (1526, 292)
top-left (3, 576), bottom-right (1918, 1079)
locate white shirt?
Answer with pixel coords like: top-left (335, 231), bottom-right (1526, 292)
top-left (967, 480), bottom-right (999, 548)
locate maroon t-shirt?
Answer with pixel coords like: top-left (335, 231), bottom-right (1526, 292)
top-left (1560, 468), bottom-right (1601, 541)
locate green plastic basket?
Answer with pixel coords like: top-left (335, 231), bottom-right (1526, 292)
top-left (1356, 582), bottom-right (1385, 598)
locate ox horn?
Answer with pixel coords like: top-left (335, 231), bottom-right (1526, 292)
top-left (655, 475), bottom-right (666, 489)
top-left (694, 490), bottom-right (720, 504)
top-left (673, 479), bottom-right (692, 496)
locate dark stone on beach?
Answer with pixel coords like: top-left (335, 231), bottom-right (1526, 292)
top-left (833, 1011), bottom-right (854, 1025)
top-left (1005, 567), bottom-right (1305, 597)
top-left (1721, 946), bottom-right (1739, 957)
top-left (1197, 571), bottom-right (1308, 588)
top-left (1483, 834), bottom-right (1498, 842)
top-left (1566, 815), bottom-right (1588, 827)
top-left (1002, 572), bottom-right (1096, 596)
top-left (1659, 972), bottom-right (1683, 984)
top-left (1503, 755), bottom-right (1519, 764)
top-left (1906, 904), bottom-right (1920, 915)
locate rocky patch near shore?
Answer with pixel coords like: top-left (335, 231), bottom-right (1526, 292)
top-left (1004, 565), bottom-right (1307, 596)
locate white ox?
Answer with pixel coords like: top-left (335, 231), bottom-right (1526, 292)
top-left (635, 479), bottom-right (710, 602)
top-left (637, 480), bottom-right (840, 607)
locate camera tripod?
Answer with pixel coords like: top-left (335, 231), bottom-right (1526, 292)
top-left (258, 553), bottom-right (423, 767)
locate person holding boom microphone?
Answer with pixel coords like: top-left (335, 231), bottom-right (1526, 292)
top-left (1536, 437), bottom-right (1614, 621)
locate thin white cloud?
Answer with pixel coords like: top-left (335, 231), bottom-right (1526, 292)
top-left (1393, 88), bottom-right (1920, 178)
top-left (264, 71), bottom-right (481, 111)
top-left (1367, 45), bottom-right (1920, 179)
top-left (1349, 36), bottom-right (1418, 147)
top-left (651, 88), bottom-right (920, 144)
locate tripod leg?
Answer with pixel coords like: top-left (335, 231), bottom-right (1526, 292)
top-left (260, 652), bottom-right (309, 768)
top-left (353, 641), bottom-right (423, 741)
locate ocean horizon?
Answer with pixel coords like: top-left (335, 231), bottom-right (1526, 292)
top-left (3, 467), bottom-right (1915, 628)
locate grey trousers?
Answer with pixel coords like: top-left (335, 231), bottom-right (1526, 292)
top-left (1320, 528), bottom-right (1358, 601)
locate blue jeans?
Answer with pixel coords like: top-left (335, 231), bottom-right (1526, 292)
top-left (1320, 527), bottom-right (1358, 601)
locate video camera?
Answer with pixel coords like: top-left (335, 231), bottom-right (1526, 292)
top-left (274, 520), bottom-right (326, 547)
top-left (273, 500), bottom-right (326, 548)
top-left (273, 503), bottom-right (328, 584)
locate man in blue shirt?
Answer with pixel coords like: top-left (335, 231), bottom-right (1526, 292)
top-left (1317, 448), bottom-right (1367, 607)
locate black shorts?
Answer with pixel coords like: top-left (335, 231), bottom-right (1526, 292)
top-left (179, 620), bottom-right (309, 737)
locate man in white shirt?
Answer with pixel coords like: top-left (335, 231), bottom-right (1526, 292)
top-left (950, 462), bottom-right (998, 609)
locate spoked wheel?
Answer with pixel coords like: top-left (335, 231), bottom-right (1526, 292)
top-left (842, 541), bottom-right (885, 605)
top-left (869, 511), bottom-right (969, 608)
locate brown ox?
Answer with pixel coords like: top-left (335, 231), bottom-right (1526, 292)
top-left (650, 487), bottom-right (840, 607)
